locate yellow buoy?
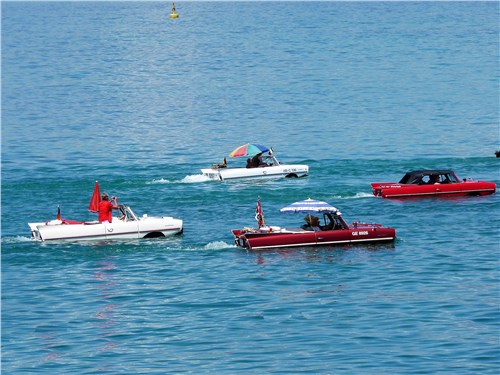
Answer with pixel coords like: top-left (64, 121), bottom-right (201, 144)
top-left (169, 2), bottom-right (179, 18)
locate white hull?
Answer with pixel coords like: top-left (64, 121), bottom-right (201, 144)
top-left (201, 164), bottom-right (309, 181)
top-left (28, 206), bottom-right (183, 242)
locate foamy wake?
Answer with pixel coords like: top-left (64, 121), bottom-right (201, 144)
top-left (147, 178), bottom-right (171, 184)
top-left (147, 175), bottom-right (211, 184)
top-left (181, 174), bottom-right (211, 183)
top-left (204, 241), bottom-right (236, 250)
top-left (2, 236), bottom-right (34, 243)
top-left (333, 192), bottom-right (374, 200)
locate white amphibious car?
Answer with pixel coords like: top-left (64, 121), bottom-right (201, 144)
top-left (201, 149), bottom-right (309, 181)
top-left (29, 205), bottom-right (183, 242)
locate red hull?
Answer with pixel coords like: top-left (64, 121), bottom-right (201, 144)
top-left (232, 225), bottom-right (395, 250)
top-left (371, 181), bottom-right (496, 198)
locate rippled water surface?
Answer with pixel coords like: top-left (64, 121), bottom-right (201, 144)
top-left (2, 2), bottom-right (499, 373)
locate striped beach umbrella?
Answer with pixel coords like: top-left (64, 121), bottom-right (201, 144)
top-left (228, 143), bottom-right (270, 158)
top-left (280, 198), bottom-right (339, 214)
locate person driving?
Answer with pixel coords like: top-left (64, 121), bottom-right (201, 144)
top-left (302, 215), bottom-right (321, 231)
top-left (251, 152), bottom-right (266, 167)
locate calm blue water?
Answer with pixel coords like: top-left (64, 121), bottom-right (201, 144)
top-left (2, 1), bottom-right (499, 373)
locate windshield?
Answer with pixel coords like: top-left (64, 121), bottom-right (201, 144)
top-left (400, 171), bottom-right (459, 185)
top-left (119, 205), bottom-right (137, 221)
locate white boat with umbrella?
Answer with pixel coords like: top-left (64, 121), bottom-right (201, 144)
top-left (201, 143), bottom-right (309, 181)
top-left (28, 182), bottom-right (183, 242)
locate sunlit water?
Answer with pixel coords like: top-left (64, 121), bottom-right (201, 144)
top-left (2, 2), bottom-right (499, 373)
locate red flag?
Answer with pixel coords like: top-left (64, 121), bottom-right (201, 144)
top-left (57, 205), bottom-right (61, 220)
top-left (255, 198), bottom-right (265, 228)
top-left (88, 181), bottom-right (101, 212)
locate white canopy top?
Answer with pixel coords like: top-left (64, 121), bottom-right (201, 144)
top-left (280, 198), bottom-right (340, 214)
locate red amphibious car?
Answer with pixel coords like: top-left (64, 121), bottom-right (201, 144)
top-left (233, 200), bottom-right (396, 250)
top-left (371, 170), bottom-right (496, 199)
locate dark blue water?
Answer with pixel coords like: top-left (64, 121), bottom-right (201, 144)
top-left (2, 2), bottom-right (499, 373)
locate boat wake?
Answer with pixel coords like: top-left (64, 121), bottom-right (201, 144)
top-left (2, 235), bottom-right (34, 244)
top-left (147, 178), bottom-right (172, 184)
top-left (181, 174), bottom-right (211, 183)
top-left (147, 175), bottom-right (211, 184)
top-left (204, 241), bottom-right (236, 250)
top-left (333, 192), bottom-right (374, 200)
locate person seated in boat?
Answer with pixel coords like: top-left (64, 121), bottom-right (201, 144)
top-left (422, 175), bottom-right (437, 184)
top-left (251, 152), bottom-right (267, 168)
top-left (429, 175), bottom-right (441, 184)
top-left (98, 193), bottom-right (119, 223)
top-left (246, 158), bottom-right (253, 168)
top-left (441, 176), bottom-right (452, 184)
top-left (213, 157), bottom-right (227, 169)
top-left (320, 214), bottom-right (335, 231)
top-left (302, 215), bottom-right (322, 232)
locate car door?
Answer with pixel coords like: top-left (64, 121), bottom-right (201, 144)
top-left (315, 228), bottom-right (352, 246)
top-left (104, 219), bottom-right (139, 239)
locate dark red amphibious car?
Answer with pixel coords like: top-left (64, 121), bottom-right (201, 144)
top-left (232, 199), bottom-right (396, 250)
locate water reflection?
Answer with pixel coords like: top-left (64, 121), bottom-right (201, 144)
top-left (93, 259), bottom-right (119, 360)
top-left (250, 243), bottom-right (396, 265)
